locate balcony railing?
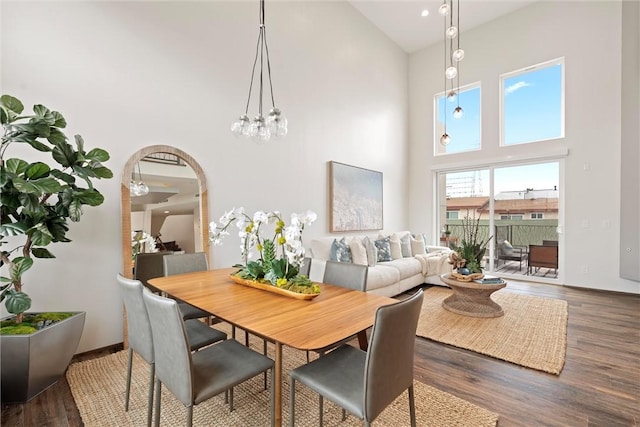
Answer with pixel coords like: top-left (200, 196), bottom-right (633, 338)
top-left (444, 220), bottom-right (558, 248)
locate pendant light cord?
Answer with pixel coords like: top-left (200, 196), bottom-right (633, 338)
top-left (443, 5), bottom-right (447, 133)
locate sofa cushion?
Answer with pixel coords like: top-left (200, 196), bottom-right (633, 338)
top-left (400, 233), bottom-right (412, 257)
top-left (379, 257), bottom-right (422, 280)
top-left (410, 235), bottom-right (426, 255)
top-left (389, 233), bottom-right (403, 260)
top-left (330, 237), bottom-right (352, 263)
top-left (500, 240), bottom-right (515, 256)
top-left (364, 265), bottom-right (401, 292)
top-left (362, 237), bottom-right (378, 267)
top-left (374, 236), bottom-right (392, 262)
top-left (349, 237), bottom-right (368, 266)
top-left (310, 237), bottom-right (335, 261)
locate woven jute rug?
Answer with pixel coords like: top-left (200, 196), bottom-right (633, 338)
top-left (417, 287), bottom-right (568, 375)
top-left (67, 336), bottom-right (498, 426)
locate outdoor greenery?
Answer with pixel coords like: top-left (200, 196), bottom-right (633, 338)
top-left (0, 94), bottom-right (113, 325)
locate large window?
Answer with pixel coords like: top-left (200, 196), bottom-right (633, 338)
top-left (434, 83), bottom-right (481, 155)
top-left (500, 58), bottom-right (564, 146)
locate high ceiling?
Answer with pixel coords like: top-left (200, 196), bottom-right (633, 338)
top-left (348, 0), bottom-right (537, 53)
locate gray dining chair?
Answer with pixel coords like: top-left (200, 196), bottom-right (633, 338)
top-left (290, 288), bottom-right (423, 427)
top-left (306, 261), bottom-right (369, 362)
top-left (116, 274), bottom-right (227, 427)
top-left (162, 252), bottom-right (215, 322)
top-left (135, 251), bottom-right (211, 322)
top-left (142, 290), bottom-right (275, 427)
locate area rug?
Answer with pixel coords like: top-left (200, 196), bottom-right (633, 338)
top-left (67, 344), bottom-right (498, 426)
top-left (417, 287), bottom-right (568, 375)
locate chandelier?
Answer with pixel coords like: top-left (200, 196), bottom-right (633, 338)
top-left (130, 162), bottom-right (149, 197)
top-left (231, 0), bottom-right (287, 144)
top-left (439, 0), bottom-right (464, 146)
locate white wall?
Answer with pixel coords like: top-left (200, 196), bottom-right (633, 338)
top-left (408, 1), bottom-right (639, 294)
top-left (1, 1), bottom-right (408, 351)
top-left (160, 215), bottom-right (195, 254)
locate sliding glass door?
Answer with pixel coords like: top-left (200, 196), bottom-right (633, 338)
top-left (438, 162), bottom-right (560, 281)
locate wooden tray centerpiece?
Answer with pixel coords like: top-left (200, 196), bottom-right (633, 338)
top-left (229, 274), bottom-right (320, 300)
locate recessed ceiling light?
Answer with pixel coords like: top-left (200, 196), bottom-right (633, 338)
top-left (421, 9), bottom-right (429, 17)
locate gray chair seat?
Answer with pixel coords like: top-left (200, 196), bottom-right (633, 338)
top-left (184, 319), bottom-right (227, 351)
top-left (179, 302), bottom-right (211, 321)
top-left (292, 345), bottom-right (366, 418)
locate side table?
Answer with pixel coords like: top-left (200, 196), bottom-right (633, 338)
top-left (440, 274), bottom-right (506, 318)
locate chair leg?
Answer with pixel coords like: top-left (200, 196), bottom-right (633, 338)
top-left (306, 350), bottom-right (310, 363)
top-left (125, 348), bottom-right (133, 411)
top-left (147, 363), bottom-right (155, 427)
top-left (245, 330), bottom-right (249, 346)
top-left (408, 385), bottom-right (416, 427)
top-left (232, 325), bottom-right (236, 340)
top-left (153, 379), bottom-right (162, 427)
top-left (289, 377), bottom-right (296, 427)
top-left (341, 409), bottom-right (346, 421)
top-left (263, 340), bottom-right (268, 390)
top-left (186, 405), bottom-right (193, 427)
top-left (230, 386), bottom-right (234, 411)
top-left (270, 367), bottom-right (275, 427)
top-left (319, 395), bottom-right (324, 426)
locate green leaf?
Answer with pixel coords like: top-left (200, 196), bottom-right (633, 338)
top-left (5, 291), bottom-right (32, 315)
top-left (0, 95), bottom-right (24, 115)
top-left (29, 118), bottom-right (51, 137)
top-left (25, 162), bottom-right (50, 179)
top-left (50, 169), bottom-right (75, 184)
top-left (32, 177), bottom-right (63, 193)
top-left (51, 111), bottom-right (67, 128)
top-left (25, 138), bottom-right (53, 152)
top-left (0, 222), bottom-right (28, 236)
top-left (76, 189), bottom-right (104, 206)
top-left (12, 177), bottom-right (39, 194)
top-left (18, 193), bottom-right (42, 212)
top-left (47, 128), bottom-right (67, 146)
top-left (10, 257), bottom-right (33, 280)
top-left (52, 143), bottom-right (76, 167)
top-left (74, 135), bottom-right (84, 153)
top-left (68, 199), bottom-right (82, 221)
top-left (91, 166), bottom-right (114, 179)
top-left (29, 223), bottom-right (54, 246)
top-left (31, 248), bottom-right (55, 258)
top-left (5, 158), bottom-right (29, 175)
top-left (72, 164), bottom-right (96, 178)
top-left (85, 148), bottom-right (110, 162)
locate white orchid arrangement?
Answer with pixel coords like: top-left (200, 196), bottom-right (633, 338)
top-left (209, 208), bottom-right (319, 294)
top-left (131, 231), bottom-right (157, 260)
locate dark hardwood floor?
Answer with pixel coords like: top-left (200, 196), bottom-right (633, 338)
top-left (2, 280), bottom-right (639, 426)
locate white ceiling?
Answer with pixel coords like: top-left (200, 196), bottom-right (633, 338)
top-left (348, 0), bottom-right (537, 53)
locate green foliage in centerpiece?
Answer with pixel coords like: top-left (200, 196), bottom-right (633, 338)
top-left (453, 210), bottom-right (493, 274)
top-left (210, 208), bottom-right (319, 294)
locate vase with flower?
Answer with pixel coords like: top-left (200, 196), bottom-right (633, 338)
top-left (209, 208), bottom-right (320, 297)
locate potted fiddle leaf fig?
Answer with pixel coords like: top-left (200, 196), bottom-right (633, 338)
top-left (0, 94), bottom-right (113, 402)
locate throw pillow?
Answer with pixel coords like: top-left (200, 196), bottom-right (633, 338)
top-left (389, 234), bottom-right (403, 260)
top-left (400, 233), bottom-right (413, 257)
top-left (500, 240), bottom-right (514, 256)
top-left (410, 235), bottom-right (426, 255)
top-left (349, 237), bottom-right (368, 266)
top-left (362, 237), bottom-right (378, 267)
top-left (374, 236), bottom-right (392, 262)
top-left (330, 237), bottom-right (352, 263)
top-left (421, 233), bottom-right (430, 253)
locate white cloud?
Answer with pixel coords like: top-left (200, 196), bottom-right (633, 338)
top-left (505, 81), bottom-right (531, 95)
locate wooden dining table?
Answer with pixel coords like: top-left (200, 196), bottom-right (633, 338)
top-left (147, 267), bottom-right (395, 426)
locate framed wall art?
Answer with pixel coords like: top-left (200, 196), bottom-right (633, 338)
top-left (329, 161), bottom-right (383, 232)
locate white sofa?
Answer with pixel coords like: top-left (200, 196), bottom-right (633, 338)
top-left (308, 231), bottom-right (453, 297)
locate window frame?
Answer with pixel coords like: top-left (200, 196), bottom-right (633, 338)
top-left (499, 57), bottom-right (565, 147)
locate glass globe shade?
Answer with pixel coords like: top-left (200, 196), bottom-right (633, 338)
top-left (440, 133), bottom-right (451, 146)
top-left (130, 180), bottom-right (140, 196)
top-left (446, 26), bottom-right (458, 39)
top-left (453, 106), bottom-right (464, 119)
top-left (452, 49), bottom-right (465, 62)
top-left (231, 114), bottom-right (250, 137)
top-left (137, 182), bottom-right (149, 196)
top-left (438, 3), bottom-right (450, 16)
top-left (445, 66), bottom-right (458, 79)
top-left (447, 90), bottom-right (457, 102)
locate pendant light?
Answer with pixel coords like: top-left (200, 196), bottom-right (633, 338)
top-left (439, 0), bottom-right (464, 145)
top-left (231, 0), bottom-right (287, 144)
top-left (130, 162), bottom-right (149, 197)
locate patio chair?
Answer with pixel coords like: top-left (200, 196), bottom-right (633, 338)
top-left (496, 240), bottom-right (527, 271)
top-left (289, 289), bottom-right (423, 427)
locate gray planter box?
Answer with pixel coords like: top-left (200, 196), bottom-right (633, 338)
top-left (1, 311), bottom-right (85, 403)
